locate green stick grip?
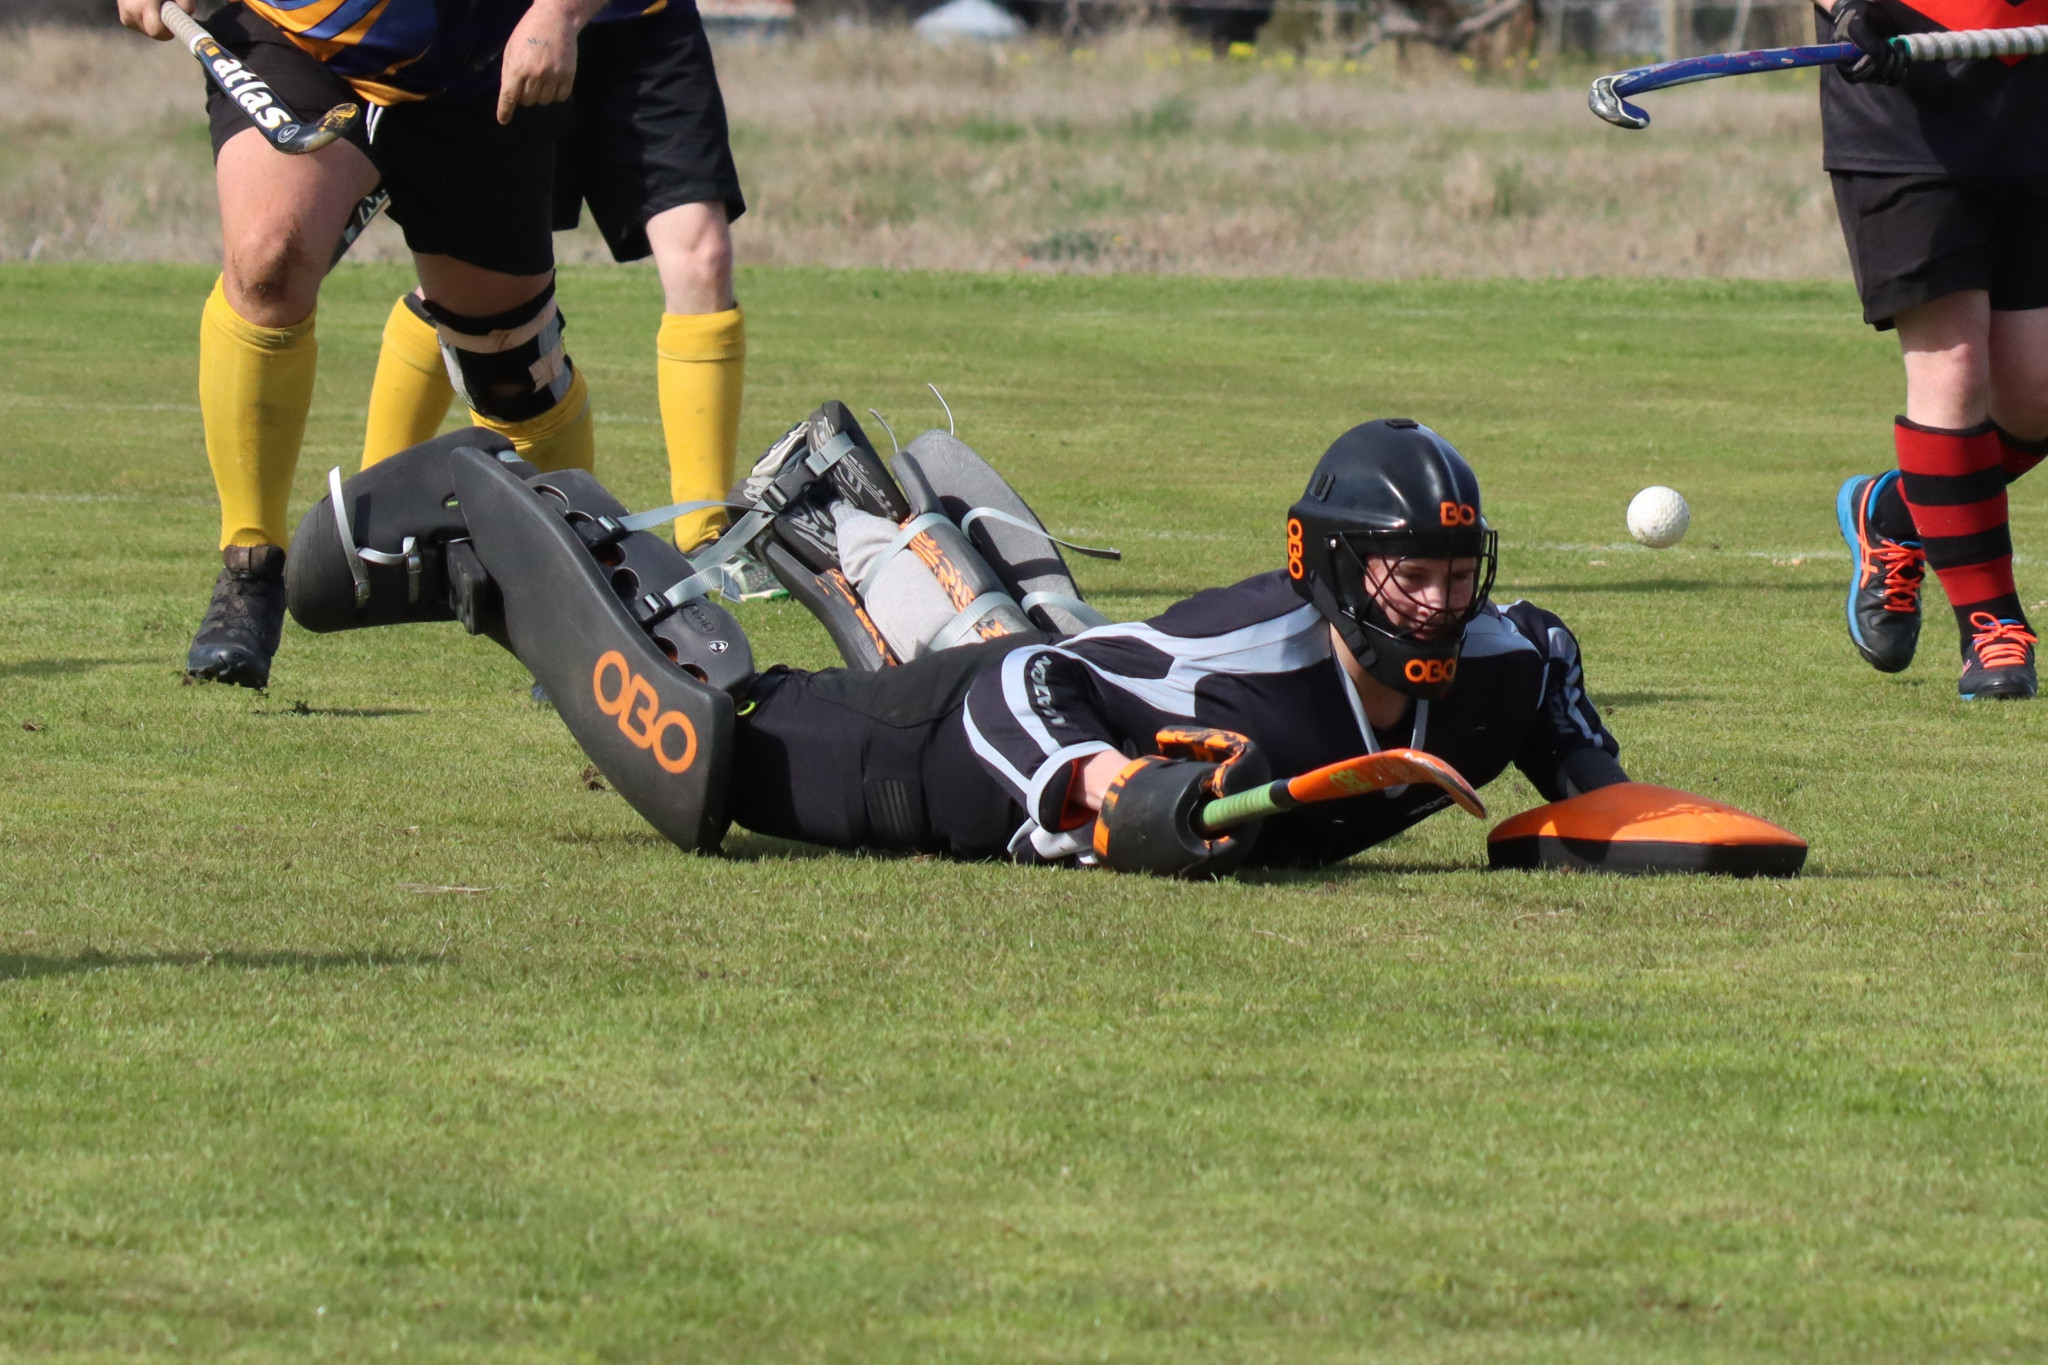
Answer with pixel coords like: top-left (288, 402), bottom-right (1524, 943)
top-left (1195, 780), bottom-right (1294, 834)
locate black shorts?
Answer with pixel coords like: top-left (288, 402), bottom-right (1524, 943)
top-left (729, 645), bottom-right (1027, 858)
top-left (1831, 171), bottom-right (2048, 330)
top-left (553, 2), bottom-right (746, 263)
top-left (201, 3), bottom-right (563, 277)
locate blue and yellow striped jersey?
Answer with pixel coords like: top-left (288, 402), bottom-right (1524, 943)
top-left (589, 0), bottom-right (672, 21)
top-left (246, 0), bottom-right (530, 104)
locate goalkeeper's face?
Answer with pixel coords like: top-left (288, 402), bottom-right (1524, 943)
top-left (1363, 555), bottom-right (1481, 641)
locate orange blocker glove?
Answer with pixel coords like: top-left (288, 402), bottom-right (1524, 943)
top-left (1090, 728), bottom-right (1271, 878)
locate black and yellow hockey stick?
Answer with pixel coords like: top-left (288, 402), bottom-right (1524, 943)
top-left (160, 1), bottom-right (389, 263)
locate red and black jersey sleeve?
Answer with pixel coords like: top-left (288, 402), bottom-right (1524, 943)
top-left (1819, 0), bottom-right (2048, 175)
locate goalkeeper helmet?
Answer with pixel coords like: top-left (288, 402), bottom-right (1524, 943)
top-left (1287, 419), bottom-right (1499, 699)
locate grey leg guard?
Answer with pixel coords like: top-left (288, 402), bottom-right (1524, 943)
top-left (833, 500), bottom-right (1037, 662)
top-left (718, 401), bottom-right (1115, 668)
top-left (451, 448), bottom-right (735, 853)
top-left (286, 427), bottom-right (527, 635)
top-left (894, 430), bottom-right (1116, 637)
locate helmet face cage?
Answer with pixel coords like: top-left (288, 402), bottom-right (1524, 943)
top-left (1329, 527), bottom-right (1500, 644)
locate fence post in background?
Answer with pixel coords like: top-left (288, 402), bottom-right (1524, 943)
top-left (1660, 0), bottom-right (1680, 56)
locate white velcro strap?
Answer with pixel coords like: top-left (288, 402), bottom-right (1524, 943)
top-left (958, 505), bottom-right (1122, 561)
top-left (644, 427), bottom-right (860, 611)
top-left (1020, 591), bottom-right (1109, 630)
top-left (328, 466), bottom-right (373, 610)
top-left (930, 592), bottom-right (1019, 651)
top-left (654, 506), bottom-right (778, 611)
top-left (355, 535), bottom-right (422, 605)
top-left (807, 430), bottom-right (857, 476)
top-left (618, 499), bottom-right (747, 534)
top-left (856, 511), bottom-right (952, 598)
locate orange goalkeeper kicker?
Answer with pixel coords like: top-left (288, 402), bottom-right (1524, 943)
top-left (1487, 782), bottom-right (1806, 877)
top-left (1196, 747), bottom-right (1485, 833)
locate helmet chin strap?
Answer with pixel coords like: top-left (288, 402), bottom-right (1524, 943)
top-left (1308, 571), bottom-right (1460, 701)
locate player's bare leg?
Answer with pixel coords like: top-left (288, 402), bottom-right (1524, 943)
top-left (187, 128), bottom-right (379, 687)
top-left (648, 200), bottom-right (733, 315)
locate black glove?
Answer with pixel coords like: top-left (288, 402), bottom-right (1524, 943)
top-left (1832, 0), bottom-right (1907, 85)
top-left (1092, 729), bottom-right (1270, 878)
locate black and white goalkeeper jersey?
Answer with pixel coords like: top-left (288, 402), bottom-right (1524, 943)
top-left (961, 571), bottom-right (1621, 868)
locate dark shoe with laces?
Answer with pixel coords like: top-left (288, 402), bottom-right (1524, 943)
top-left (1958, 612), bottom-right (2037, 700)
top-left (1836, 472), bottom-right (1925, 673)
top-left (185, 544), bottom-right (288, 688)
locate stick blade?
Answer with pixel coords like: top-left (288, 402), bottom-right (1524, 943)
top-left (1288, 747), bottom-right (1486, 818)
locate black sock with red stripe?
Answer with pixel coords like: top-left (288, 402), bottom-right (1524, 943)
top-left (1893, 418), bottom-right (2028, 646)
top-left (1995, 423), bottom-right (2048, 485)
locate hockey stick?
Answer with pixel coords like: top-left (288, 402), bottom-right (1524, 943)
top-left (1589, 23), bottom-right (2048, 129)
top-left (1196, 746), bottom-right (1486, 834)
top-left (159, 2), bottom-right (390, 263)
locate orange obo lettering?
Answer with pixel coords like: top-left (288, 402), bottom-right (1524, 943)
top-left (589, 650), bottom-right (698, 774)
top-left (1286, 518), bottom-right (1305, 579)
top-left (1439, 502), bottom-right (1477, 527)
top-left (1403, 657), bottom-right (1458, 685)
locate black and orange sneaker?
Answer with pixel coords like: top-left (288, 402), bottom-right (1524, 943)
top-left (1836, 472), bottom-right (1925, 673)
top-left (185, 544), bottom-right (287, 688)
top-left (1959, 612), bottom-right (2037, 701)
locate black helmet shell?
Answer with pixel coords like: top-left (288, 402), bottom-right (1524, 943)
top-left (1287, 419), bottom-right (1498, 699)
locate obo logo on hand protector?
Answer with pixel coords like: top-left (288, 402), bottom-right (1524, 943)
top-left (592, 650), bottom-right (698, 774)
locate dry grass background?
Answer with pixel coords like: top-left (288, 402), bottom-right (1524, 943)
top-left (0, 23), bottom-right (1847, 278)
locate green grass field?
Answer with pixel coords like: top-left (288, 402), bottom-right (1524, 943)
top-left (4, 264), bottom-right (2047, 1361)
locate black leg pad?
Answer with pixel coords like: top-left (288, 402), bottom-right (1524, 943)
top-left (524, 468), bottom-right (755, 694)
top-left (452, 447), bottom-right (734, 853)
top-left (287, 427), bottom-right (526, 633)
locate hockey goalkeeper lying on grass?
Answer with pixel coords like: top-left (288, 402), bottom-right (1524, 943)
top-left (284, 406), bottom-right (1800, 876)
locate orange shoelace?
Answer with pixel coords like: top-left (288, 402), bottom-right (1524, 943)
top-left (1864, 538), bottom-right (1926, 613)
top-left (1968, 612), bottom-right (2038, 669)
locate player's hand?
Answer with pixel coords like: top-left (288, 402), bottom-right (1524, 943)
top-left (496, 0), bottom-right (583, 125)
top-left (1831, 0), bottom-right (1907, 84)
top-left (119, 0), bottom-right (191, 41)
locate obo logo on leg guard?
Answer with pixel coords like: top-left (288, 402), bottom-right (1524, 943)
top-left (592, 650), bottom-right (697, 774)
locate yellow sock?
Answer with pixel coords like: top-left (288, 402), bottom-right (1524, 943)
top-left (198, 278), bottom-right (317, 550)
top-left (361, 293), bottom-right (454, 470)
top-left (469, 365), bottom-right (595, 474)
top-left (657, 306), bottom-right (746, 550)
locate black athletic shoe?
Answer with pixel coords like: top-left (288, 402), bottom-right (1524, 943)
top-left (1958, 612), bottom-right (2037, 700)
top-left (185, 544), bottom-right (288, 688)
top-left (1836, 472), bottom-right (1925, 673)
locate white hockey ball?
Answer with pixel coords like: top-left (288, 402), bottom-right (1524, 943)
top-left (1627, 486), bottom-right (1690, 549)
